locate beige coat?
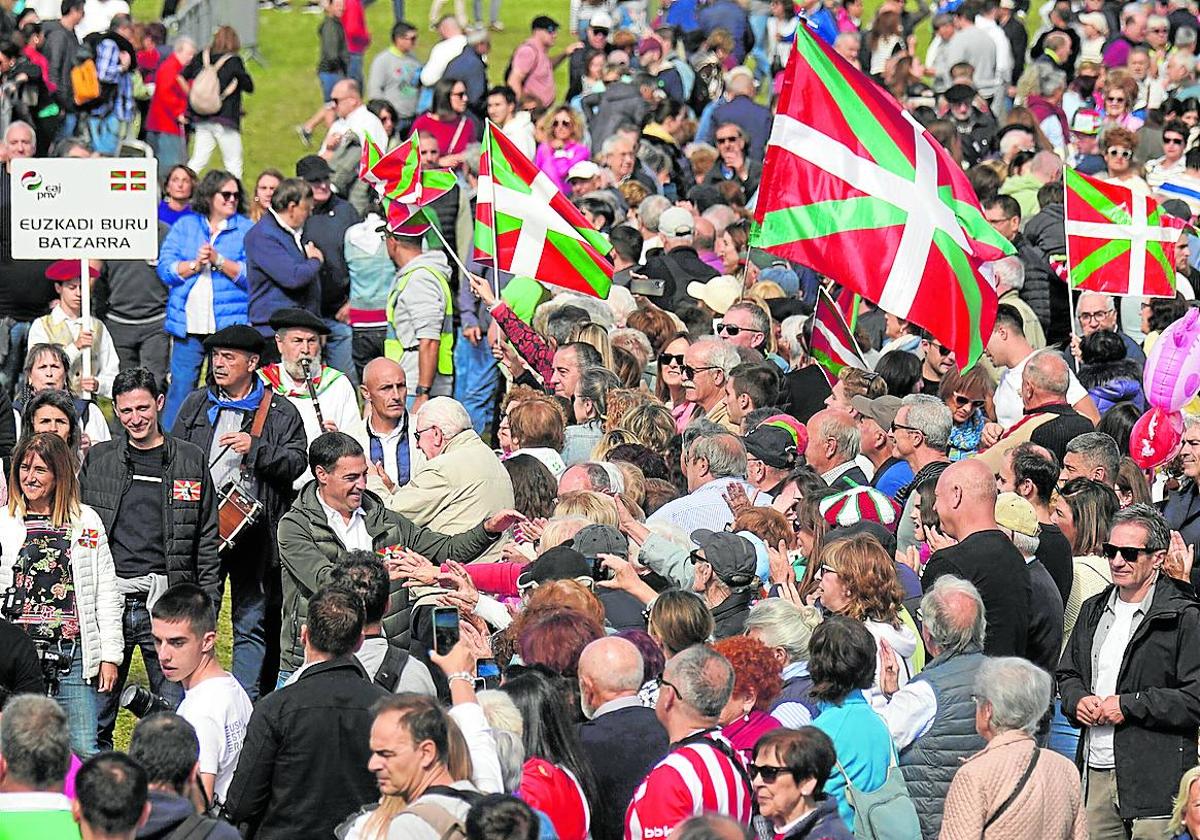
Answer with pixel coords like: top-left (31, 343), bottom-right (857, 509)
top-left (940, 730), bottom-right (1087, 840)
top-left (375, 428), bottom-right (515, 540)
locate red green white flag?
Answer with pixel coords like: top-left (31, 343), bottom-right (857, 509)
top-left (474, 121), bottom-right (613, 300)
top-left (1064, 166), bottom-right (1183, 298)
top-left (811, 286), bottom-right (867, 384)
top-left (359, 133), bottom-right (422, 206)
top-left (752, 25), bottom-right (1013, 369)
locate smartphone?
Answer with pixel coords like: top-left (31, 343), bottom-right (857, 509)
top-left (432, 606), bottom-right (460, 656)
top-left (476, 658), bottom-right (501, 691)
top-left (591, 556), bottom-right (613, 581)
top-left (630, 273), bottom-right (666, 297)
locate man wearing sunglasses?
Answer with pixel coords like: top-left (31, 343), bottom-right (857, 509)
top-left (1058, 504), bottom-right (1200, 840)
top-left (680, 337), bottom-right (741, 434)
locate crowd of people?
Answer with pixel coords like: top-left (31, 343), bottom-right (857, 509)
top-left (2, 0), bottom-right (1200, 840)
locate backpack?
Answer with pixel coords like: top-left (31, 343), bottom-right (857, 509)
top-left (70, 50), bottom-right (100, 108)
top-left (167, 813), bottom-right (224, 840)
top-left (401, 786), bottom-right (484, 840)
top-left (372, 644), bottom-right (411, 692)
top-left (834, 752), bottom-right (921, 840)
top-left (188, 50), bottom-right (237, 116)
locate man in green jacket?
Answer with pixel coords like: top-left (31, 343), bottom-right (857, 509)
top-left (276, 431), bottom-right (522, 683)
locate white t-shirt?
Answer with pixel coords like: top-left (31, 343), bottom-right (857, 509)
top-left (177, 674), bottom-right (253, 803)
top-left (1088, 595), bottom-right (1145, 768)
top-left (328, 105), bottom-right (388, 152)
top-left (994, 350), bottom-right (1088, 429)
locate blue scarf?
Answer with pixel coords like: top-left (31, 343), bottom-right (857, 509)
top-left (948, 410), bottom-right (985, 461)
top-left (205, 379), bottom-right (265, 425)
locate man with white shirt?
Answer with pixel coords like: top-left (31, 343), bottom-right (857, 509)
top-left (486, 85), bottom-right (535, 159)
top-left (258, 308), bottom-right (368, 490)
top-left (277, 431), bottom-right (522, 683)
top-left (28, 260), bottom-right (119, 398)
top-left (319, 79), bottom-right (387, 159)
top-left (985, 303), bottom-right (1096, 429)
top-left (419, 16), bottom-right (467, 89)
top-left (362, 357), bottom-right (424, 495)
top-left (77, 0), bottom-right (128, 38)
top-left (151, 583), bottom-right (252, 810)
top-left (647, 421), bottom-right (770, 534)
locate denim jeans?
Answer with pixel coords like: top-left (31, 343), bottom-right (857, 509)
top-left (147, 131), bottom-right (187, 171)
top-left (318, 71), bottom-right (343, 102)
top-left (1049, 697), bottom-right (1080, 761)
top-left (748, 13), bottom-right (770, 81)
top-left (56, 641), bottom-right (99, 758)
top-left (323, 317), bottom-right (357, 387)
top-left (453, 327), bottom-right (498, 434)
top-left (471, 0), bottom-right (499, 24)
top-left (0, 318), bottom-right (30, 395)
top-left (57, 112), bottom-right (78, 140)
top-left (275, 669), bottom-right (293, 691)
top-left (218, 555), bottom-right (269, 702)
top-left (164, 334), bottom-right (207, 433)
top-left (96, 596), bottom-right (184, 751)
top-left (348, 53), bottom-right (364, 88)
top-left (86, 113), bottom-right (124, 156)
top-left (392, 0), bottom-right (404, 22)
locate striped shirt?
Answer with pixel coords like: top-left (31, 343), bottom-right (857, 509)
top-left (624, 731), bottom-right (753, 840)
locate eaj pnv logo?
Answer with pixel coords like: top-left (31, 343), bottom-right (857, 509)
top-left (20, 171), bottom-right (41, 191)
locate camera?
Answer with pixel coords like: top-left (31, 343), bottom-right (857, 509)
top-left (120, 684), bottom-right (173, 718)
top-left (34, 641), bottom-right (73, 697)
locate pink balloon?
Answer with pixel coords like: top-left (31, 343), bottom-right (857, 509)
top-left (1130, 406), bottom-right (1185, 470)
top-left (1143, 308), bottom-right (1200, 413)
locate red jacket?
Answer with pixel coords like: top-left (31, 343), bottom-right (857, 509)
top-left (342, 0), bottom-right (370, 55)
top-left (520, 757), bottom-right (590, 840)
top-left (146, 53), bottom-right (187, 136)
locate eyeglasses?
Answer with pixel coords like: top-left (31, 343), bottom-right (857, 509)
top-left (553, 119), bottom-right (574, 128)
top-left (658, 352), bottom-right (685, 367)
top-left (716, 323), bottom-right (763, 337)
top-left (1165, 136), bottom-right (1186, 145)
top-left (655, 676), bottom-right (679, 694)
top-left (951, 393), bottom-right (986, 410)
top-left (682, 364), bottom-right (720, 380)
top-left (1078, 309), bottom-right (1112, 322)
top-left (1102, 542), bottom-right (1152, 564)
top-left (1149, 26), bottom-right (1168, 32)
top-left (815, 564), bottom-right (838, 578)
top-left (451, 90), bottom-right (468, 99)
top-left (748, 764), bottom-right (796, 784)
top-left (217, 190), bottom-right (239, 201)
top-left (1105, 95), bottom-right (1127, 104)
top-left (1106, 148), bottom-right (1133, 160)
top-left (716, 135), bottom-right (741, 145)
top-left (890, 421), bottom-right (922, 434)
top-left (414, 426), bottom-right (436, 438)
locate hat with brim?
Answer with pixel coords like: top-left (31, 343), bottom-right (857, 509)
top-left (573, 524), bottom-right (629, 560)
top-left (943, 83), bottom-right (977, 105)
top-left (204, 325), bottom-right (266, 355)
top-left (516, 545), bottom-right (591, 590)
top-left (296, 154), bottom-right (334, 182)
top-left (686, 274), bottom-right (742, 314)
top-left (690, 528), bottom-right (757, 587)
top-left (743, 423), bottom-right (798, 469)
top-left (996, 492), bottom-right (1040, 537)
top-left (851, 395), bottom-right (904, 432)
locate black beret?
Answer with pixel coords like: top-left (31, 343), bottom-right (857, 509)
top-left (203, 325), bottom-right (266, 354)
top-left (268, 307), bottom-right (330, 335)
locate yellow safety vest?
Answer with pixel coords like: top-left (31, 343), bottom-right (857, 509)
top-left (384, 263), bottom-right (454, 376)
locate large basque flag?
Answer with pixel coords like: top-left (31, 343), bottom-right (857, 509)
top-left (474, 121), bottom-right (613, 300)
top-left (753, 25), bottom-right (1013, 369)
top-left (1065, 166), bottom-right (1183, 298)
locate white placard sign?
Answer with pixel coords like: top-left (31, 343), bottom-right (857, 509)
top-left (9, 157), bottom-right (159, 260)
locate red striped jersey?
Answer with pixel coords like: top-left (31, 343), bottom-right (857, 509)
top-left (624, 731), bottom-right (753, 840)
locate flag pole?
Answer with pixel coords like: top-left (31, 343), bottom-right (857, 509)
top-left (1063, 166), bottom-right (1077, 341)
top-left (80, 257), bottom-right (92, 401)
top-left (429, 221), bottom-right (473, 279)
top-left (486, 120), bottom-right (501, 300)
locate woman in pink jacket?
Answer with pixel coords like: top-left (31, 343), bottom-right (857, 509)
top-left (534, 107), bottom-right (591, 194)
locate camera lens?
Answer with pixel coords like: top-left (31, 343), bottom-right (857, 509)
top-left (120, 684), bottom-right (172, 718)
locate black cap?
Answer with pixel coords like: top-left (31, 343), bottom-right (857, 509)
top-left (944, 83), bottom-right (977, 105)
top-left (743, 425), bottom-right (797, 470)
top-left (532, 14), bottom-right (559, 31)
top-left (516, 546), bottom-right (590, 590)
top-left (690, 529), bottom-right (757, 588)
top-left (269, 307), bottom-right (330, 335)
top-left (573, 524), bottom-right (629, 561)
top-left (296, 154), bottom-right (334, 182)
top-left (203, 325), bottom-right (265, 354)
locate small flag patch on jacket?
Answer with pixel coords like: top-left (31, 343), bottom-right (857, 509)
top-left (172, 479), bottom-right (202, 502)
top-left (78, 528), bottom-right (99, 548)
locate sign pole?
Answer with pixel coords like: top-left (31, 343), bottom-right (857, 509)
top-left (79, 257), bottom-right (92, 398)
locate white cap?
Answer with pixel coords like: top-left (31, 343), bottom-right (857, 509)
top-left (567, 160), bottom-right (601, 181)
top-left (686, 275), bottom-right (743, 315)
top-left (658, 206), bottom-right (695, 237)
top-left (589, 11), bottom-right (614, 29)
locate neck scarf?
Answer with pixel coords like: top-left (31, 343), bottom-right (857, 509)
top-left (205, 378), bottom-right (264, 425)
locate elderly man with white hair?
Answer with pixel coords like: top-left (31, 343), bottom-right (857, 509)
top-left (379, 395), bottom-right (515, 535)
top-left (992, 255), bottom-right (1045, 349)
top-left (681, 336), bottom-right (742, 434)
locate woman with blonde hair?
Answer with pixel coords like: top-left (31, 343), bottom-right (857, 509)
top-left (553, 490), bottom-right (620, 527)
top-left (590, 429), bottom-right (641, 462)
top-left (938, 365), bottom-right (995, 461)
top-left (620, 401), bottom-right (676, 455)
top-left (1169, 765), bottom-right (1200, 839)
top-left (569, 322), bottom-right (614, 370)
top-left (535, 107), bottom-right (591, 193)
top-left (814, 533), bottom-right (920, 708)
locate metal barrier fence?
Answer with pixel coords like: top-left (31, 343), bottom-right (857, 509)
top-left (167, 0), bottom-right (264, 64)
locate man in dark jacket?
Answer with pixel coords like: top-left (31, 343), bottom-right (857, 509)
top-left (443, 27), bottom-right (490, 116)
top-left (276, 431), bottom-right (521, 679)
top-left (639, 206), bottom-right (719, 301)
top-left (983, 193), bottom-right (1067, 346)
top-left (577, 637), bottom-right (669, 840)
top-left (171, 325), bottom-right (308, 699)
top-left (1057, 504), bottom-right (1200, 838)
top-left (245, 178), bottom-right (325, 343)
top-left (296, 155), bottom-right (360, 382)
top-left (224, 586), bottom-right (387, 840)
top-left (41, 0), bottom-right (84, 137)
top-left (83, 367), bottom-right (222, 750)
top-left (707, 72), bottom-right (771, 159)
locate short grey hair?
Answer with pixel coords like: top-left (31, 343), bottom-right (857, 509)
top-left (0, 695), bottom-right (71, 790)
top-left (416, 396), bottom-right (472, 438)
top-left (1078, 291), bottom-right (1116, 313)
top-left (610, 327), bottom-right (652, 364)
top-left (901, 394), bottom-right (953, 452)
top-left (666, 644), bottom-right (735, 718)
top-left (921, 575), bottom-right (986, 655)
top-left (1111, 502), bottom-right (1171, 553)
top-left (724, 302), bottom-right (770, 335)
top-left (477, 689), bottom-right (523, 737)
top-left (1010, 530), bottom-right (1040, 557)
top-left (687, 429), bottom-right (747, 479)
top-left (745, 598), bottom-right (822, 663)
top-left (5, 119), bottom-right (35, 147)
top-left (992, 256), bottom-right (1025, 291)
top-left (1024, 350), bottom-right (1070, 397)
top-left (702, 204), bottom-right (736, 236)
top-left (692, 336), bottom-right (741, 375)
top-left (1036, 64), bottom-right (1068, 97)
top-left (1066, 432), bottom-right (1121, 483)
top-left (780, 314), bottom-right (808, 361)
top-left (492, 729), bottom-right (526, 792)
top-left (1178, 26), bottom-right (1198, 49)
top-left (173, 35), bottom-right (197, 54)
top-left (813, 411), bottom-right (861, 460)
top-left (639, 195), bottom-right (672, 232)
top-left (973, 657), bottom-right (1052, 735)
top-left (999, 128), bottom-right (1034, 159)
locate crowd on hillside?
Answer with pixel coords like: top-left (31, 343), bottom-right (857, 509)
top-left (2, 0), bottom-right (1200, 840)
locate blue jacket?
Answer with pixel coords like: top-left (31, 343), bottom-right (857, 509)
top-left (697, 0), bottom-right (751, 60)
top-left (157, 212), bottom-right (251, 339)
top-left (813, 690), bottom-right (893, 833)
top-left (245, 212), bottom-right (323, 335)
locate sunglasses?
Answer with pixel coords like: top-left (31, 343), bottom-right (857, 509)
top-left (553, 119), bottom-right (574, 127)
top-left (1165, 136), bottom-right (1186, 145)
top-left (951, 393), bottom-right (986, 410)
top-left (717, 323), bottom-right (763, 337)
top-left (658, 352), bottom-right (685, 367)
top-left (748, 764), bottom-right (795, 784)
top-left (716, 135), bottom-right (741, 145)
top-left (930, 341), bottom-right (950, 355)
top-left (1106, 95), bottom-right (1127, 103)
top-left (682, 364), bottom-right (720, 380)
top-left (890, 421), bottom-right (921, 434)
top-left (1106, 148), bottom-right (1133, 159)
top-left (217, 190), bottom-right (239, 201)
top-left (451, 90), bottom-right (468, 98)
top-left (1102, 543), bottom-right (1152, 563)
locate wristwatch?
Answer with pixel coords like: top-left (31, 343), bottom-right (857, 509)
top-left (188, 261), bottom-right (198, 274)
top-left (415, 385), bottom-right (432, 396)
top-left (214, 253), bottom-right (226, 271)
